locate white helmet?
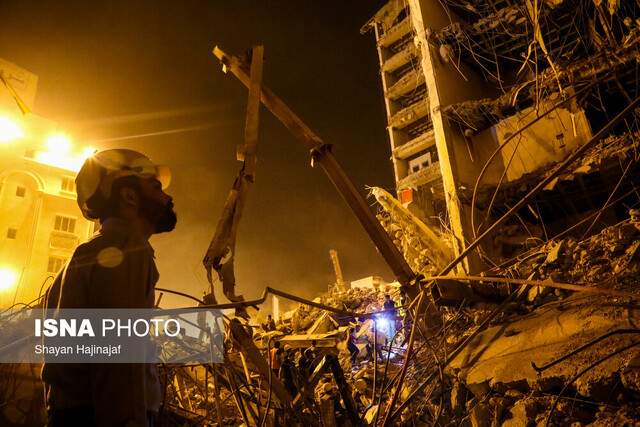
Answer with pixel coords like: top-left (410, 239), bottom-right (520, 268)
top-left (76, 149), bottom-right (171, 220)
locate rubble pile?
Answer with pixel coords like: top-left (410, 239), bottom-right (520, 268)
top-left (314, 286), bottom-right (389, 313)
top-left (289, 216), bottom-right (640, 426)
top-left (377, 210), bottom-right (438, 277)
top-left (370, 186), bottom-right (455, 275)
top-left (504, 216), bottom-right (640, 305)
top-left (158, 365), bottom-right (239, 425)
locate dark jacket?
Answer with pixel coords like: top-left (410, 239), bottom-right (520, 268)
top-left (42, 217), bottom-right (161, 426)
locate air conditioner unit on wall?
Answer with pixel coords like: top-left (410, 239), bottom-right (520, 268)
top-left (408, 152), bottom-right (432, 174)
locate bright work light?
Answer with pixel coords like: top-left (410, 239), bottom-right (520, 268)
top-left (0, 117), bottom-right (23, 142)
top-left (0, 268), bottom-right (17, 291)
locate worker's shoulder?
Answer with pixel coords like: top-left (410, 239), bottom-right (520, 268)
top-left (73, 223), bottom-right (150, 260)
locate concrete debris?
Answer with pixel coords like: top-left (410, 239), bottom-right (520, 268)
top-left (370, 186), bottom-right (454, 273)
top-left (500, 219), bottom-right (640, 305)
top-left (442, 29), bottom-right (640, 133)
top-left (207, 212), bottom-right (639, 425)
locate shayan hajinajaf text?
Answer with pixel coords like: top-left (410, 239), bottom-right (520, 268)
top-left (34, 344), bottom-right (122, 357)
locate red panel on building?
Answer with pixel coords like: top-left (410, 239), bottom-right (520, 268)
top-left (400, 188), bottom-right (414, 205)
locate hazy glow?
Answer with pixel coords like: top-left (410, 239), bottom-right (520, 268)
top-left (46, 134), bottom-right (72, 154)
top-left (0, 117), bottom-right (23, 142)
top-left (34, 151), bottom-right (82, 172)
top-left (0, 268), bottom-right (17, 291)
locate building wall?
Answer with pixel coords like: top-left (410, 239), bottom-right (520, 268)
top-left (0, 138), bottom-right (93, 308)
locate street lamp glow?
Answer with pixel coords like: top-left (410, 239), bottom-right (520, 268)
top-left (46, 134), bottom-right (72, 154)
top-left (79, 147), bottom-right (97, 162)
top-left (0, 268), bottom-right (17, 291)
top-left (0, 117), bottom-right (23, 142)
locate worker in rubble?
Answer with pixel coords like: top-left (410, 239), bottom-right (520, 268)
top-left (319, 382), bottom-right (347, 422)
top-left (280, 345), bottom-right (298, 397)
top-left (42, 149), bottom-right (177, 427)
top-left (197, 292), bottom-right (217, 341)
top-left (383, 294), bottom-right (397, 339)
top-left (365, 325), bottom-right (386, 362)
top-left (347, 327), bottom-right (359, 364)
top-left (297, 348), bottom-right (313, 381)
top-left (307, 340), bottom-right (322, 373)
top-left (262, 314), bottom-right (277, 332)
top-left (269, 341), bottom-right (282, 377)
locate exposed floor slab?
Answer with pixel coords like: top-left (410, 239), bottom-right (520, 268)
top-left (448, 293), bottom-right (640, 399)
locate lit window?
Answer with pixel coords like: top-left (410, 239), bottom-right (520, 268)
top-left (54, 215), bottom-right (76, 233)
top-left (16, 186), bottom-right (25, 197)
top-left (47, 256), bottom-right (67, 274)
top-left (61, 176), bottom-right (76, 193)
top-left (7, 228), bottom-right (17, 239)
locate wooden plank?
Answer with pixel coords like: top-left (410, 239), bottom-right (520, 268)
top-left (213, 46), bottom-right (418, 291)
top-left (240, 46), bottom-right (264, 179)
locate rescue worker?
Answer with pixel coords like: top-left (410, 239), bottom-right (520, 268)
top-left (297, 348), bottom-right (313, 381)
top-left (346, 327), bottom-right (359, 364)
top-left (197, 292), bottom-right (217, 341)
top-left (352, 379), bottom-right (372, 409)
top-left (269, 341), bottom-right (282, 377)
top-left (383, 294), bottom-right (397, 339)
top-left (279, 345), bottom-right (298, 397)
top-left (365, 325), bottom-right (386, 362)
top-left (42, 149), bottom-right (177, 426)
top-left (319, 382), bottom-right (347, 423)
top-left (262, 314), bottom-right (277, 332)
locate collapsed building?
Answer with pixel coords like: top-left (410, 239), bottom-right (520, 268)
top-left (358, 0), bottom-right (640, 425)
top-left (363, 0), bottom-right (640, 275)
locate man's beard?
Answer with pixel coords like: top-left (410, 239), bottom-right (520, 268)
top-left (139, 195), bottom-right (177, 233)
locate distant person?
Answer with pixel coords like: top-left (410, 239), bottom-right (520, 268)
top-left (383, 294), bottom-right (397, 338)
top-left (280, 346), bottom-right (298, 397)
top-left (297, 348), bottom-right (312, 381)
top-left (347, 327), bottom-right (359, 364)
top-left (269, 341), bottom-right (282, 377)
top-left (366, 326), bottom-right (386, 362)
top-left (197, 292), bottom-right (216, 341)
top-left (262, 314), bottom-right (276, 332)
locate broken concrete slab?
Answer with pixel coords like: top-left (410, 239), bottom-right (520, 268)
top-left (448, 293), bottom-right (640, 400)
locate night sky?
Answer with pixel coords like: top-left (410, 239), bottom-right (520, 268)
top-left (0, 1), bottom-right (395, 310)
